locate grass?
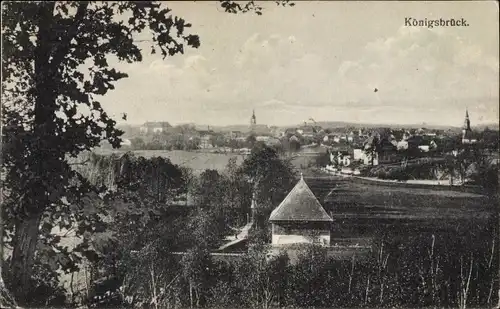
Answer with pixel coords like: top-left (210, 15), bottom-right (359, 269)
top-left (303, 176), bottom-right (496, 244)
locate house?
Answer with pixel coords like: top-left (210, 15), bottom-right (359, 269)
top-left (397, 140), bottom-right (409, 150)
top-left (264, 137), bottom-right (282, 147)
top-left (269, 126), bottom-right (284, 137)
top-left (140, 121), bottom-right (172, 134)
top-left (269, 174), bottom-right (333, 246)
top-left (297, 126), bottom-right (316, 138)
top-left (418, 140), bottom-right (437, 152)
top-left (363, 152), bottom-right (379, 166)
top-left (418, 145), bottom-right (430, 152)
top-left (329, 134), bottom-right (341, 143)
top-left (198, 130), bottom-right (215, 149)
top-left (250, 124), bottom-right (272, 136)
top-left (329, 151), bottom-right (351, 167)
top-left (353, 148), bottom-right (364, 161)
top-left (227, 131), bottom-right (243, 139)
top-left (289, 135), bottom-right (300, 143)
top-left (347, 132), bottom-right (356, 142)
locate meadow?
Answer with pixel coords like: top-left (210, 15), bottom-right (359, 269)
top-left (304, 176), bottom-right (496, 252)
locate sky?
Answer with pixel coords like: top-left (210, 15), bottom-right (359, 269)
top-left (98, 1), bottom-right (499, 127)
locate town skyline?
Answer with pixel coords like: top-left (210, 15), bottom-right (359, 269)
top-left (97, 1), bottom-right (498, 127)
top-left (121, 107), bottom-right (498, 129)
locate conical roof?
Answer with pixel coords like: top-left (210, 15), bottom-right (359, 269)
top-left (269, 175), bottom-right (333, 222)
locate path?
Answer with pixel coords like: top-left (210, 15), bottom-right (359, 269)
top-left (217, 220), bottom-right (254, 251)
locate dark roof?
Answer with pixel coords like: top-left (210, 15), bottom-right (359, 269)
top-left (269, 176), bottom-right (333, 222)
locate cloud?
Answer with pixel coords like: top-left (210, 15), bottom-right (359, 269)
top-left (96, 16), bottom-right (498, 126)
top-left (338, 26), bottom-right (499, 112)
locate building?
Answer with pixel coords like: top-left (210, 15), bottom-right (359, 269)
top-left (264, 137), bottom-right (282, 147)
top-left (329, 151), bottom-right (351, 167)
top-left (462, 109), bottom-right (477, 144)
top-left (249, 109), bottom-right (272, 135)
top-left (397, 140), bottom-right (409, 150)
top-left (363, 152), bottom-right (379, 166)
top-left (269, 174), bottom-right (333, 246)
top-left (140, 121), bottom-right (172, 134)
top-left (347, 132), bottom-right (356, 142)
top-left (250, 109), bottom-right (257, 126)
top-left (296, 125), bottom-right (316, 138)
top-left (198, 130), bottom-right (215, 149)
top-left (353, 148), bottom-right (364, 161)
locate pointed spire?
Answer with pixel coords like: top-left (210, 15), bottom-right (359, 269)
top-left (463, 108), bottom-right (471, 131)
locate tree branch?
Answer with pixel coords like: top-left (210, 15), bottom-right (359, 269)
top-left (50, 2), bottom-right (90, 70)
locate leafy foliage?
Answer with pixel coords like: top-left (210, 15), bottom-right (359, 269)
top-left (239, 146), bottom-right (297, 212)
top-left (1, 1), bottom-right (201, 303)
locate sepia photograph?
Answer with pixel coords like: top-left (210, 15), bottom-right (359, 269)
top-left (1, 1), bottom-right (499, 308)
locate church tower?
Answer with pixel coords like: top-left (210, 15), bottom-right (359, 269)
top-left (250, 109), bottom-right (257, 126)
top-left (463, 109), bottom-right (471, 132)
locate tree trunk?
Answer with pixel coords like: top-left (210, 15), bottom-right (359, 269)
top-left (0, 275), bottom-right (17, 309)
top-left (9, 213), bottom-right (42, 302)
top-left (189, 281), bottom-right (193, 309)
top-left (496, 191), bottom-right (500, 309)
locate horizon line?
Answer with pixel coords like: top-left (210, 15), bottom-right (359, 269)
top-left (117, 120), bottom-right (499, 129)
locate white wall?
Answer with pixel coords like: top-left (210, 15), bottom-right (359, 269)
top-left (272, 234), bottom-right (330, 246)
top-left (353, 149), bottom-right (364, 161)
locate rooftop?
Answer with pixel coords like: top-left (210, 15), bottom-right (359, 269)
top-left (269, 175), bottom-right (333, 222)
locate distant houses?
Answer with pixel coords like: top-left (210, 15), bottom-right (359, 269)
top-left (129, 109), bottom-right (483, 159)
top-left (140, 121), bottom-right (172, 134)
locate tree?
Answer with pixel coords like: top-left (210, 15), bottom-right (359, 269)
top-left (1, 2), bottom-right (201, 302)
top-left (1, 1), bottom-right (295, 305)
top-left (364, 135), bottom-right (381, 165)
top-left (130, 137), bottom-right (146, 150)
top-left (238, 146), bottom-right (296, 230)
top-left (246, 134), bottom-right (257, 148)
top-left (223, 157), bottom-right (252, 226)
top-left (65, 153), bottom-right (191, 307)
top-left (236, 245), bottom-right (289, 309)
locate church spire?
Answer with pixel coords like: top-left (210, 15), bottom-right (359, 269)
top-left (463, 108), bottom-right (471, 131)
top-left (250, 109), bottom-right (256, 126)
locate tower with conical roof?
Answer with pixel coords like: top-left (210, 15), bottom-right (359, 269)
top-left (269, 173), bottom-right (333, 246)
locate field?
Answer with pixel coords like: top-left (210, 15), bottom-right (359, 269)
top-left (304, 176), bottom-right (496, 248)
top-left (91, 149), bottom-right (496, 242)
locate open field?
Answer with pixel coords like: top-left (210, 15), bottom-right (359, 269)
top-left (304, 176), bottom-right (496, 244)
